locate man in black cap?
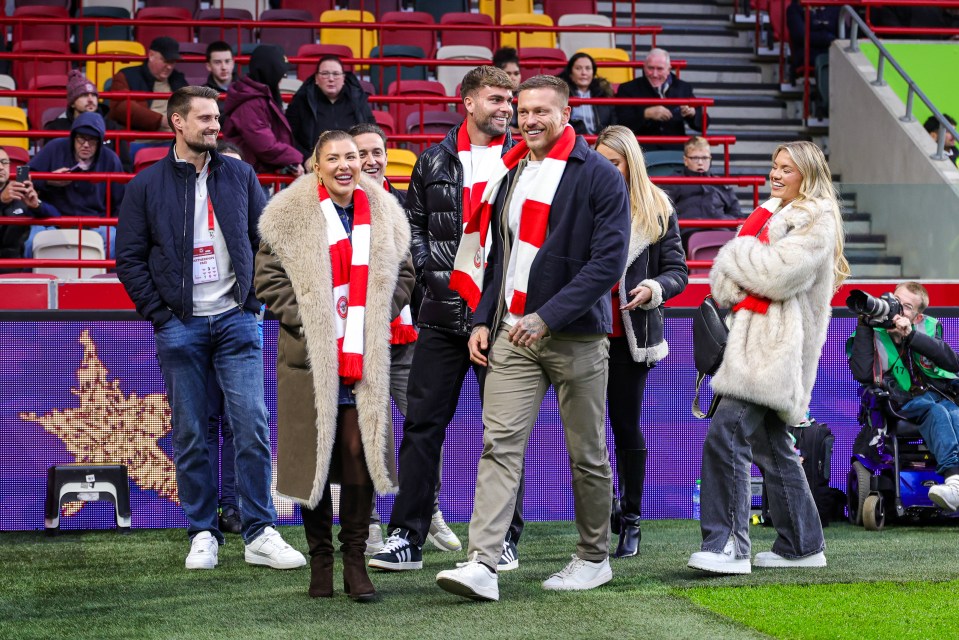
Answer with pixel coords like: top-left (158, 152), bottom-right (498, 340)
top-left (109, 36), bottom-right (188, 133)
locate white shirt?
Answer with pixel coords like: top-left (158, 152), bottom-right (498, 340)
top-left (503, 160), bottom-right (542, 327)
top-left (176, 149), bottom-right (237, 316)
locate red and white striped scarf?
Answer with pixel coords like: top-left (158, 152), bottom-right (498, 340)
top-left (320, 181), bottom-right (370, 384)
top-left (380, 178), bottom-right (418, 345)
top-left (731, 197), bottom-right (781, 316)
top-left (450, 124), bottom-right (577, 315)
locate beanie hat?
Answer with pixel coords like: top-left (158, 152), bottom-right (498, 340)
top-left (66, 70), bottom-right (98, 107)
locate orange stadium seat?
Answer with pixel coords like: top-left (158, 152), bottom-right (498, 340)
top-left (85, 40), bottom-right (145, 92)
top-left (0, 106), bottom-right (30, 150)
top-left (478, 0), bottom-right (533, 21)
top-left (385, 148), bottom-right (417, 189)
top-left (319, 10), bottom-right (378, 70)
top-left (578, 47), bottom-right (633, 85)
top-left (501, 14), bottom-right (557, 50)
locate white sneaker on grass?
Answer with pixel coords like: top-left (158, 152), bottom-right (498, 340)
top-left (427, 510), bottom-right (462, 552)
top-left (365, 524), bottom-right (385, 556)
top-left (185, 531), bottom-right (218, 570)
top-left (687, 537), bottom-right (751, 575)
top-left (436, 555), bottom-right (499, 601)
top-left (753, 550), bottom-right (826, 568)
top-left (244, 526), bottom-right (306, 569)
top-left (542, 555), bottom-right (612, 591)
top-left (929, 481), bottom-right (959, 513)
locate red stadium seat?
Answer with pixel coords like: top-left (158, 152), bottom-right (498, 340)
top-left (405, 110), bottom-right (461, 152)
top-left (177, 42), bottom-right (212, 86)
top-left (686, 230), bottom-right (736, 275)
top-left (259, 9), bottom-right (316, 58)
top-left (347, 0), bottom-right (402, 13)
top-left (135, 7), bottom-right (193, 52)
top-left (518, 47), bottom-right (567, 80)
top-left (195, 8), bottom-right (254, 48)
top-left (439, 13), bottom-right (495, 51)
top-left (296, 44), bottom-right (355, 81)
top-left (134, 146), bottom-right (170, 173)
top-left (144, 0), bottom-right (198, 13)
top-left (13, 0), bottom-right (70, 8)
top-left (280, 0), bottom-right (335, 23)
top-left (542, 0), bottom-right (597, 23)
top-left (12, 40), bottom-right (70, 95)
top-left (27, 74), bottom-right (67, 129)
top-left (372, 110), bottom-right (395, 138)
top-left (40, 106), bottom-right (62, 129)
top-left (3, 146), bottom-right (31, 172)
top-left (381, 11), bottom-right (437, 59)
top-left (12, 6), bottom-right (69, 43)
top-left (387, 80), bottom-right (448, 139)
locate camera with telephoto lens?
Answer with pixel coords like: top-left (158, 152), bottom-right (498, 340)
top-left (845, 290), bottom-right (903, 328)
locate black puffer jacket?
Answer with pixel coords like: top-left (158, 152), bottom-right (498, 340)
top-left (406, 122), bottom-right (514, 335)
top-left (286, 73), bottom-right (375, 158)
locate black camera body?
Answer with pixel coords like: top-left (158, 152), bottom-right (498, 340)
top-left (846, 290), bottom-right (903, 329)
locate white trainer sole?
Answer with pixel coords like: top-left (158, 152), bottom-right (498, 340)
top-left (753, 551), bottom-right (826, 568)
top-left (436, 575), bottom-right (499, 601)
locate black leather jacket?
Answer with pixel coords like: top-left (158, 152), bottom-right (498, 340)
top-left (406, 123), bottom-right (513, 335)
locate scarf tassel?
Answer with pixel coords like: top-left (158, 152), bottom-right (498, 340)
top-left (339, 353), bottom-right (364, 386)
top-left (390, 319), bottom-right (419, 345)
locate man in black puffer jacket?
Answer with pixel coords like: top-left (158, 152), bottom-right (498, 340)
top-left (369, 66), bottom-right (526, 573)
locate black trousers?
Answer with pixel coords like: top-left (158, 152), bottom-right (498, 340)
top-left (388, 326), bottom-right (524, 547)
top-left (607, 337), bottom-right (650, 451)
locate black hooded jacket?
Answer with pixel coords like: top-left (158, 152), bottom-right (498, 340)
top-left (286, 73), bottom-right (375, 158)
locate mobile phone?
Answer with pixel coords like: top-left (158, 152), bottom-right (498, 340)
top-left (15, 165), bottom-right (29, 183)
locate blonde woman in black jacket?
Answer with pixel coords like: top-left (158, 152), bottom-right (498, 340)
top-left (595, 125), bottom-right (688, 557)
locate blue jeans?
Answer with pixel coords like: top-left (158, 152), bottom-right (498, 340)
top-left (205, 371), bottom-right (237, 510)
top-left (154, 306), bottom-right (276, 544)
top-left (900, 390), bottom-right (959, 476)
top-left (699, 397), bottom-right (824, 560)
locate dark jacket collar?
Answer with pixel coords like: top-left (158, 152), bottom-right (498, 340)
top-left (166, 144), bottom-right (225, 176)
top-left (439, 120), bottom-right (515, 158)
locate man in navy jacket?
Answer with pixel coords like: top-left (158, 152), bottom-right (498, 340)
top-left (117, 86), bottom-right (304, 572)
top-left (435, 75), bottom-right (629, 602)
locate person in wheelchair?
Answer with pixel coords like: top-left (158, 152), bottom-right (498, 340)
top-left (848, 281), bottom-right (959, 512)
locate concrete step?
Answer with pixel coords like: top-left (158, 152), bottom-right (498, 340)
top-left (652, 31), bottom-right (751, 50)
top-left (608, 0), bottom-right (733, 16)
top-left (841, 214), bottom-right (873, 235)
top-left (680, 67), bottom-right (764, 84)
top-left (845, 233), bottom-right (887, 252)
top-left (849, 256), bottom-right (903, 279)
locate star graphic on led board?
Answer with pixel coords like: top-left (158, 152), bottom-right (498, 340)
top-left (20, 330), bottom-right (178, 516)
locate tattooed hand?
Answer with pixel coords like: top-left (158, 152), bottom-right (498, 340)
top-left (508, 313), bottom-right (550, 348)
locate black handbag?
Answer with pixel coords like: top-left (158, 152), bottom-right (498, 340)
top-left (692, 295), bottom-right (728, 419)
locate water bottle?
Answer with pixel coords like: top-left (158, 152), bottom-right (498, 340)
top-left (692, 479), bottom-right (701, 520)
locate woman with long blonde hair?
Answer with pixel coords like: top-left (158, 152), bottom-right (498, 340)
top-left (688, 140), bottom-right (848, 575)
top-left (594, 125), bottom-right (688, 557)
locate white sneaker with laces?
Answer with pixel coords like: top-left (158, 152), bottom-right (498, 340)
top-left (753, 550), bottom-right (826, 568)
top-left (436, 554), bottom-right (499, 601)
top-left (427, 510), bottom-right (462, 552)
top-left (929, 481), bottom-right (959, 513)
top-left (244, 526), bottom-right (306, 569)
top-left (687, 536), bottom-right (751, 575)
top-left (541, 555), bottom-right (612, 591)
top-left (185, 531), bottom-right (218, 570)
top-left (365, 524), bottom-right (385, 556)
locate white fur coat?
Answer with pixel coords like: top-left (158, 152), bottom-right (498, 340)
top-left (709, 197), bottom-right (838, 424)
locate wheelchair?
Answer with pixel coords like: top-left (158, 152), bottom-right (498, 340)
top-left (847, 385), bottom-right (947, 531)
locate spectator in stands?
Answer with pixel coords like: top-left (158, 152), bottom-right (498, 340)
top-left (848, 282), bottom-right (959, 512)
top-left (27, 112), bottom-right (124, 258)
top-left (368, 66), bottom-right (525, 575)
top-left (45, 70), bottom-right (125, 164)
top-left (222, 45), bottom-right (303, 176)
top-left (287, 56), bottom-right (375, 160)
top-left (492, 47), bottom-right (521, 135)
top-left (688, 141), bottom-right (848, 575)
top-left (558, 52), bottom-right (615, 135)
top-left (254, 129), bottom-right (414, 600)
top-left (593, 125), bottom-right (687, 558)
top-left (204, 42), bottom-right (236, 93)
top-left (924, 114), bottom-right (958, 165)
top-left (0, 148), bottom-right (58, 272)
top-left (615, 48), bottom-right (702, 150)
top-left (664, 136), bottom-right (742, 247)
top-left (786, 0), bottom-right (840, 82)
top-left (117, 86), bottom-right (305, 572)
top-left (435, 75), bottom-right (629, 601)
top-left (108, 37), bottom-right (187, 132)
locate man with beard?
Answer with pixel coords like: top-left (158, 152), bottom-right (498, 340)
top-left (117, 86), bottom-right (305, 572)
top-left (369, 66), bottom-right (526, 573)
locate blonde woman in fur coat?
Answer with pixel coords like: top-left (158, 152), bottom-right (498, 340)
top-left (595, 126), bottom-right (688, 558)
top-left (255, 130), bottom-right (414, 600)
top-left (687, 140), bottom-right (849, 575)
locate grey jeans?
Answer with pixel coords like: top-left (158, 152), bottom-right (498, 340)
top-left (699, 396), bottom-right (825, 560)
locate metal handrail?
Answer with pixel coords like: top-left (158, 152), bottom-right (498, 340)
top-left (840, 4), bottom-right (959, 161)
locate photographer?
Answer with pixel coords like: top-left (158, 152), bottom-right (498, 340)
top-left (847, 282), bottom-right (959, 511)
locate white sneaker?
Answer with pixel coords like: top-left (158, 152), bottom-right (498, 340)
top-left (687, 537), bottom-right (751, 575)
top-left (929, 482), bottom-right (959, 512)
top-left (427, 510), bottom-right (462, 552)
top-left (365, 524), bottom-right (385, 556)
top-left (542, 555), bottom-right (612, 591)
top-left (754, 550), bottom-right (826, 568)
top-left (436, 555), bottom-right (499, 601)
top-left (244, 526), bottom-right (306, 569)
top-left (185, 531), bottom-right (218, 570)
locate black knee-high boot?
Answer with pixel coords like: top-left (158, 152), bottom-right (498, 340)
top-left (302, 485), bottom-right (335, 597)
top-left (614, 448), bottom-right (647, 558)
top-left (339, 483), bottom-right (377, 601)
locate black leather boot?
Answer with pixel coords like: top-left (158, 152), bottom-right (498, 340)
top-left (614, 448), bottom-right (647, 558)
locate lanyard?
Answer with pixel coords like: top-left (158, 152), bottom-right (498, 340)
top-left (206, 195), bottom-right (215, 239)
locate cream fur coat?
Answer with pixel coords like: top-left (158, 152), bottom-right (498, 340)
top-left (255, 173), bottom-right (410, 507)
top-left (709, 197), bottom-right (838, 425)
